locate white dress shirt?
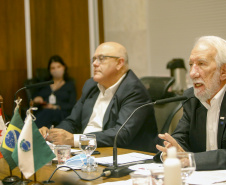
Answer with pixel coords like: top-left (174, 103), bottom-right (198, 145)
top-left (73, 74), bottom-right (126, 147)
top-left (201, 84), bottom-right (226, 151)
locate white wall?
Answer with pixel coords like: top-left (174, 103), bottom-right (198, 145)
top-left (103, 0), bottom-right (226, 78)
top-left (103, 0), bottom-right (149, 77)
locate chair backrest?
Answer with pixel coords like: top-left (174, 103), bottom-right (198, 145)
top-left (168, 105), bottom-right (183, 134)
top-left (140, 76), bottom-right (175, 101)
top-left (154, 100), bottom-right (183, 134)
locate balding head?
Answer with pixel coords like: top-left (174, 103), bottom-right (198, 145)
top-left (92, 42), bottom-right (129, 89)
top-left (97, 42), bottom-right (128, 65)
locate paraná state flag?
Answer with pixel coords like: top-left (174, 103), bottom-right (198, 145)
top-left (0, 108), bottom-right (24, 169)
top-left (0, 108), bottom-right (7, 158)
top-left (12, 113), bottom-right (55, 179)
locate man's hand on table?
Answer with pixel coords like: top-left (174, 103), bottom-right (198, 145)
top-left (49, 128), bottom-right (74, 146)
top-left (39, 126), bottom-right (74, 146)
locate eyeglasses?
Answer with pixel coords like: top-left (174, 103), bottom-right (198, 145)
top-left (91, 55), bottom-right (120, 64)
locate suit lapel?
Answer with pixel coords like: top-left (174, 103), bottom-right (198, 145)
top-left (217, 93), bottom-right (226, 148)
top-left (102, 71), bottom-right (130, 127)
top-left (196, 105), bottom-right (207, 151)
top-left (82, 89), bottom-right (100, 131)
top-left (103, 96), bottom-right (118, 127)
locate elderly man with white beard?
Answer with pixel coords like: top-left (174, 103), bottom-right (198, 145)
top-left (154, 36), bottom-right (226, 170)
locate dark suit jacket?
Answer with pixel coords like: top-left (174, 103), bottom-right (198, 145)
top-left (154, 87), bottom-right (226, 170)
top-left (57, 70), bottom-right (158, 152)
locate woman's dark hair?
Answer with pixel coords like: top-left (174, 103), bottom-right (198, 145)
top-left (47, 55), bottom-right (69, 81)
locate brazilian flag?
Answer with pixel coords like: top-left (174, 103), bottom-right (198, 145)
top-left (0, 108), bottom-right (24, 170)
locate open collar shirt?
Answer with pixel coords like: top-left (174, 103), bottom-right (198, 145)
top-left (201, 84), bottom-right (226, 151)
top-left (73, 74), bottom-right (126, 147)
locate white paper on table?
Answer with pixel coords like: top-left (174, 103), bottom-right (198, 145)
top-left (98, 179), bottom-right (132, 185)
top-left (56, 164), bottom-right (82, 171)
top-left (187, 170), bottom-right (226, 185)
top-left (128, 163), bottom-right (163, 171)
top-left (95, 152), bottom-right (153, 166)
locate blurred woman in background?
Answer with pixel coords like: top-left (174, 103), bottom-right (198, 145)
top-left (33, 55), bottom-right (76, 128)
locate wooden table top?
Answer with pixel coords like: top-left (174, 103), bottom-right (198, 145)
top-left (0, 147), bottom-right (155, 185)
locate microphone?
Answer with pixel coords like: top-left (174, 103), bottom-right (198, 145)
top-left (25, 80), bottom-right (54, 89)
top-left (103, 96), bottom-right (187, 178)
top-left (14, 80), bottom-right (54, 98)
top-left (155, 96), bottom-right (188, 105)
top-left (12, 80), bottom-right (54, 115)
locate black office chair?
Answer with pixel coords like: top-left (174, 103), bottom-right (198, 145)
top-left (140, 76), bottom-right (176, 101)
top-left (154, 101), bottom-right (183, 134)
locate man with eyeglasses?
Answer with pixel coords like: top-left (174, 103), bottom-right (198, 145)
top-left (39, 42), bottom-right (158, 152)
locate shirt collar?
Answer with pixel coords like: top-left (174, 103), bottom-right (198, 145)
top-left (202, 84), bottom-right (226, 109)
top-left (97, 73), bottom-right (127, 95)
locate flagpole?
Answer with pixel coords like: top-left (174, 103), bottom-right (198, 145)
top-left (21, 172), bottom-right (23, 181)
top-left (11, 172), bottom-right (32, 185)
top-left (25, 105), bottom-right (43, 185)
top-left (26, 173), bottom-right (43, 185)
top-left (11, 102), bottom-right (55, 185)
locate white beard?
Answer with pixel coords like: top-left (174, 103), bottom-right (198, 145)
top-left (194, 69), bottom-right (221, 102)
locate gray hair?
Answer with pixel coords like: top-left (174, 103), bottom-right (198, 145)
top-left (195, 36), bottom-right (226, 68)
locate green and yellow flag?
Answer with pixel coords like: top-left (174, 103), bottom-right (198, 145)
top-left (0, 108), bottom-right (24, 170)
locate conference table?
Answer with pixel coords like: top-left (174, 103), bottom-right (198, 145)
top-left (0, 147), bottom-right (155, 185)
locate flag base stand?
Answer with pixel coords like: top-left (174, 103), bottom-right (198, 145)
top-left (11, 179), bottom-right (32, 185)
top-left (2, 175), bottom-right (20, 184)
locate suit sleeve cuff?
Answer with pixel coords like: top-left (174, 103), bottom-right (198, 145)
top-left (73, 134), bottom-right (81, 147)
top-left (160, 152), bottom-right (163, 162)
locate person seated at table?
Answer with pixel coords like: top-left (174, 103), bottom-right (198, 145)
top-left (154, 36), bottom-right (226, 170)
top-left (39, 42), bottom-right (158, 152)
top-left (33, 55), bottom-right (77, 128)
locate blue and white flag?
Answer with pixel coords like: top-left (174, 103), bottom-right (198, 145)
top-left (12, 109), bottom-right (55, 178)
